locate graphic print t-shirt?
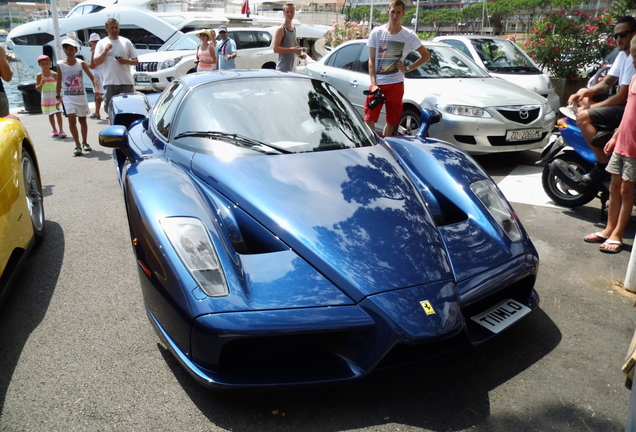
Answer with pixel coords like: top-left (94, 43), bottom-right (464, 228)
top-left (367, 26), bottom-right (422, 85)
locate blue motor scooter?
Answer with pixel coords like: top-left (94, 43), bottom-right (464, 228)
top-left (537, 116), bottom-right (613, 209)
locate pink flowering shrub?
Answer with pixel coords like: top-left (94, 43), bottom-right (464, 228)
top-left (524, 9), bottom-right (614, 80)
top-left (324, 21), bottom-right (371, 48)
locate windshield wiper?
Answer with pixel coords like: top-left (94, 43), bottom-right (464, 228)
top-left (488, 66), bottom-right (541, 73)
top-left (173, 131), bottom-right (292, 154)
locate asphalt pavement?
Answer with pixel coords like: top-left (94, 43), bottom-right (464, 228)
top-left (0, 108), bottom-right (635, 432)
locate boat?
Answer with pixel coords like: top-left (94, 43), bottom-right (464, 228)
top-left (6, 0), bottom-right (319, 82)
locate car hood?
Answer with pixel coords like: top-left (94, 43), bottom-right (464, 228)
top-left (191, 144), bottom-right (453, 299)
top-left (405, 77), bottom-right (545, 107)
top-left (490, 73), bottom-right (553, 94)
top-left (137, 49), bottom-right (194, 63)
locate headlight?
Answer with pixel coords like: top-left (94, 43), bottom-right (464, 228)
top-left (470, 180), bottom-right (522, 242)
top-left (161, 56), bottom-right (182, 69)
top-left (160, 217), bottom-right (229, 297)
top-left (543, 99), bottom-right (553, 114)
top-left (436, 104), bottom-right (492, 118)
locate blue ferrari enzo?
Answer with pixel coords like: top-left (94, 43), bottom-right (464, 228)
top-left (99, 70), bottom-right (540, 389)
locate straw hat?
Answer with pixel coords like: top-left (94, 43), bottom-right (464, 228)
top-left (196, 30), bottom-right (212, 39)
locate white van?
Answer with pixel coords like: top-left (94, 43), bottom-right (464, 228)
top-left (134, 27), bottom-right (278, 92)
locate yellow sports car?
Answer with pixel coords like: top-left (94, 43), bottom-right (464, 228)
top-left (0, 115), bottom-right (44, 306)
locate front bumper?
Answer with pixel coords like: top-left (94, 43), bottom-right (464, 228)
top-left (145, 254), bottom-right (539, 389)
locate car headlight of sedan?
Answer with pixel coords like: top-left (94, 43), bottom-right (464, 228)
top-left (543, 99), bottom-right (553, 114)
top-left (160, 217), bottom-right (229, 297)
top-left (161, 56), bottom-right (182, 69)
top-left (470, 180), bottom-right (522, 242)
top-left (436, 104), bottom-right (492, 118)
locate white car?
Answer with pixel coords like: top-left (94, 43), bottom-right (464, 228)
top-left (134, 28), bottom-right (278, 92)
top-left (433, 35), bottom-right (560, 113)
top-left (305, 39), bottom-right (556, 155)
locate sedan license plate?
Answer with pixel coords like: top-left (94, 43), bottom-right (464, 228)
top-left (506, 128), bottom-right (542, 142)
top-left (134, 75), bottom-right (150, 84)
top-left (470, 298), bottom-right (531, 333)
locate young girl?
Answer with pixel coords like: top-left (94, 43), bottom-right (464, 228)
top-left (35, 55), bottom-right (66, 138)
top-left (195, 30), bottom-right (217, 72)
top-left (56, 38), bottom-right (99, 157)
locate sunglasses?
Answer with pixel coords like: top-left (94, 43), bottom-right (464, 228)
top-left (613, 30), bottom-right (632, 39)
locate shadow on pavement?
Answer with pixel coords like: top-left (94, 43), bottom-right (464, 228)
top-left (0, 221), bottom-right (63, 417)
top-left (149, 307), bottom-right (583, 431)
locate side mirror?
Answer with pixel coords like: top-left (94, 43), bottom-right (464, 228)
top-left (416, 109), bottom-right (442, 139)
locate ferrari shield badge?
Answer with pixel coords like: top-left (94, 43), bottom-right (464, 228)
top-left (420, 300), bottom-right (435, 315)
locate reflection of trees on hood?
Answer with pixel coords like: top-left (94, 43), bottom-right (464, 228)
top-left (312, 152), bottom-right (449, 291)
top-left (428, 144), bottom-right (486, 185)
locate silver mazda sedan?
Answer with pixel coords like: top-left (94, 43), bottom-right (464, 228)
top-left (306, 40), bottom-right (556, 155)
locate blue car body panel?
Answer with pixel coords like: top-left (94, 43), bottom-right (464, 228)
top-left (100, 71), bottom-right (540, 389)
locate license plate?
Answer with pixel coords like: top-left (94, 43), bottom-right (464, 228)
top-left (134, 75), bottom-right (150, 84)
top-left (506, 128), bottom-right (542, 142)
top-left (470, 298), bottom-right (531, 333)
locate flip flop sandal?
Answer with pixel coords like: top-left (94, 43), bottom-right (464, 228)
top-left (599, 240), bottom-right (623, 254)
top-left (584, 232), bottom-right (609, 243)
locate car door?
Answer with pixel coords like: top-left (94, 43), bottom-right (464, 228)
top-left (312, 42), bottom-right (371, 117)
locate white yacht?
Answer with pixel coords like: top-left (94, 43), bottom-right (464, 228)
top-left (6, 0), bottom-right (298, 78)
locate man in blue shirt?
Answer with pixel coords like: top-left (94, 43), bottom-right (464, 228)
top-left (216, 25), bottom-right (237, 70)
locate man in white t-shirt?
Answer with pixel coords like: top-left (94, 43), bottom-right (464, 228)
top-left (567, 16), bottom-right (636, 183)
top-left (366, 0), bottom-right (430, 136)
top-left (92, 18), bottom-right (139, 113)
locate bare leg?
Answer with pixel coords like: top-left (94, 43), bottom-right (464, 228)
top-left (602, 180), bottom-right (636, 251)
top-left (597, 174), bottom-right (623, 239)
top-left (67, 114), bottom-right (80, 147)
top-left (79, 116), bottom-right (88, 145)
top-left (576, 109), bottom-right (609, 164)
top-left (94, 93), bottom-right (102, 118)
top-left (48, 114), bottom-right (56, 131)
top-left (365, 120), bottom-right (376, 133)
top-left (55, 112), bottom-right (65, 133)
top-left (383, 121), bottom-right (396, 137)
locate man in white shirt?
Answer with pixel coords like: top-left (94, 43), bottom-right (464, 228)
top-left (366, 0), bottom-right (430, 136)
top-left (92, 18), bottom-right (139, 112)
top-left (567, 16), bottom-right (636, 183)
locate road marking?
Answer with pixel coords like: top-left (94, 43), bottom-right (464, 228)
top-left (496, 165), bottom-right (563, 209)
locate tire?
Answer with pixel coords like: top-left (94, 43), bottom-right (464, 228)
top-left (22, 149), bottom-right (45, 242)
top-left (397, 107), bottom-right (421, 137)
top-left (541, 153), bottom-right (596, 207)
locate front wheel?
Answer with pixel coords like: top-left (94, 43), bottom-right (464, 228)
top-left (22, 149), bottom-right (45, 242)
top-left (541, 153), bottom-right (596, 207)
top-left (397, 108), bottom-right (420, 137)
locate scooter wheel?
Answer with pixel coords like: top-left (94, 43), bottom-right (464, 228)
top-left (542, 153), bottom-right (596, 207)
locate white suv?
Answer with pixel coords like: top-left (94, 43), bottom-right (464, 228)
top-left (134, 27), bottom-right (278, 92)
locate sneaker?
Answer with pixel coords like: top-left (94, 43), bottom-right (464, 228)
top-left (58, 131), bottom-right (67, 138)
top-left (52, 130), bottom-right (59, 137)
top-left (73, 147), bottom-right (82, 156)
top-left (82, 143), bottom-right (92, 152)
top-left (559, 106), bottom-right (577, 120)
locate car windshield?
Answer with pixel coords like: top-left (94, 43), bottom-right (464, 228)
top-left (406, 44), bottom-right (490, 78)
top-left (468, 38), bottom-right (541, 72)
top-left (173, 77), bottom-right (376, 154)
top-left (165, 33), bottom-right (199, 51)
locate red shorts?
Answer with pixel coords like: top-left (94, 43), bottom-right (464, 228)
top-left (364, 82), bottom-right (404, 126)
